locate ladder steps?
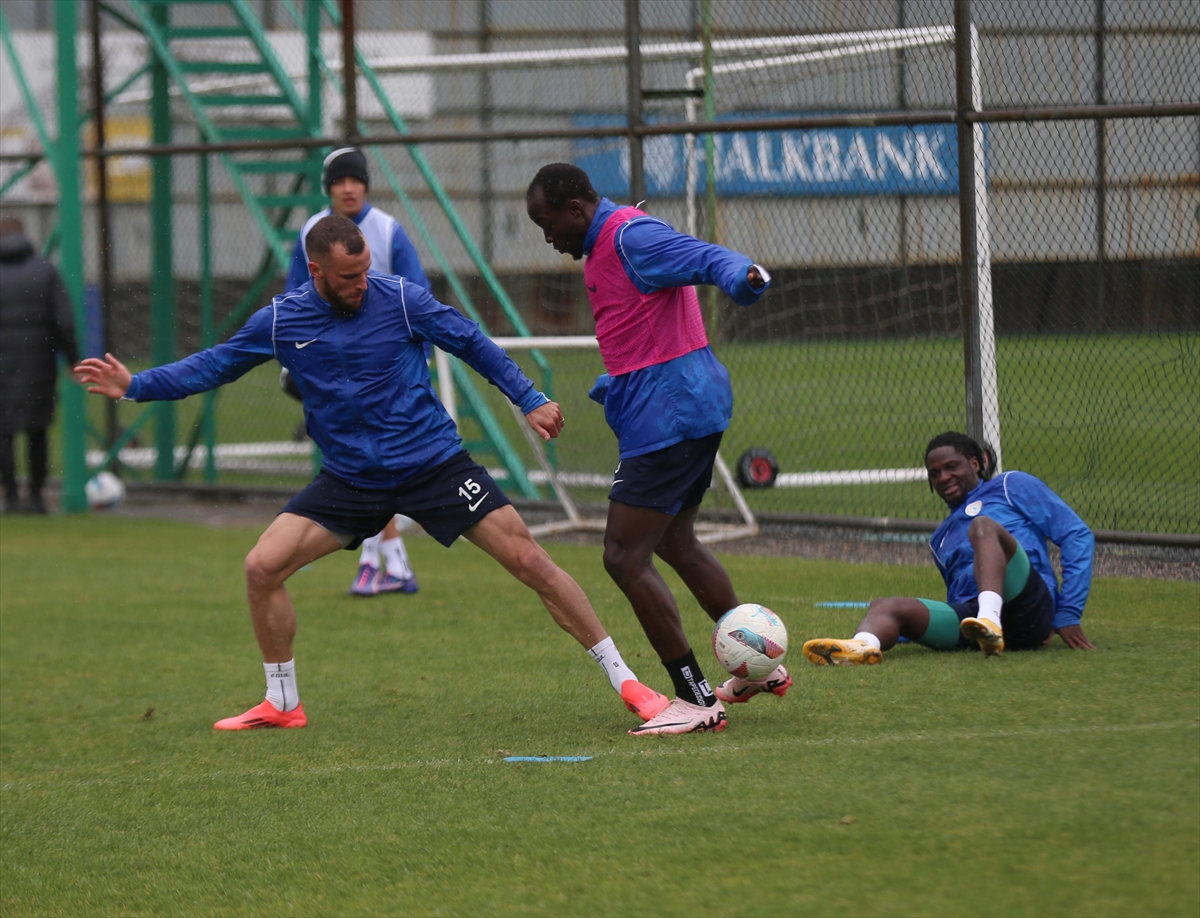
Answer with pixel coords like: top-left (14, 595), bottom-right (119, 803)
top-left (178, 61), bottom-right (271, 74)
top-left (235, 160), bottom-right (315, 174)
top-left (220, 126), bottom-right (309, 140)
top-left (256, 194), bottom-right (329, 209)
top-left (197, 94), bottom-right (291, 107)
top-left (164, 26), bottom-right (251, 39)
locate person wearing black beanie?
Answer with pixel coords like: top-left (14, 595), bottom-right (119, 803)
top-left (321, 146), bottom-right (370, 195)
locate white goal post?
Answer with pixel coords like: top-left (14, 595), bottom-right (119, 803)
top-left (681, 23), bottom-right (1000, 470)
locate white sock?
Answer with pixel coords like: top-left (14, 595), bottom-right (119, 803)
top-left (587, 636), bottom-right (638, 694)
top-left (977, 591), bottom-right (1003, 627)
top-left (358, 534), bottom-right (382, 568)
top-left (853, 631), bottom-right (882, 650)
top-left (264, 659), bottom-right (299, 712)
top-left (379, 536), bottom-right (413, 580)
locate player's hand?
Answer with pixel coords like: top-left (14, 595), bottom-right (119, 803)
top-left (74, 353), bottom-right (132, 399)
top-left (526, 401), bottom-right (565, 441)
top-left (1054, 624), bottom-right (1096, 649)
top-left (747, 265), bottom-right (766, 290)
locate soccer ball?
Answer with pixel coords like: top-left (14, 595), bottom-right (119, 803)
top-left (85, 471), bottom-right (126, 509)
top-left (712, 603), bottom-right (788, 680)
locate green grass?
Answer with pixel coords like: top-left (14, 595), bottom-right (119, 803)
top-left (54, 332), bottom-right (1196, 533)
top-left (494, 333), bottom-right (1200, 532)
top-left (2, 516), bottom-right (1198, 916)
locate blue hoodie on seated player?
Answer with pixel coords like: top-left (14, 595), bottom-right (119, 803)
top-left (802, 431), bottom-right (1096, 667)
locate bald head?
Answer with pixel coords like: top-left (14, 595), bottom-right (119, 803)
top-left (0, 216), bottom-right (23, 238)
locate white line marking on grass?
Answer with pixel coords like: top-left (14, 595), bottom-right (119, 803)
top-left (2, 720), bottom-right (1194, 791)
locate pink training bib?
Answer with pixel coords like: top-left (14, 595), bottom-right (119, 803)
top-left (583, 206), bottom-right (708, 376)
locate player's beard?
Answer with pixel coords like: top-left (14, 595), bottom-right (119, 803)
top-left (317, 279), bottom-right (362, 315)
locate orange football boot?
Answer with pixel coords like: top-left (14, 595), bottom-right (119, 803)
top-left (214, 700), bottom-right (307, 730)
top-left (620, 680), bottom-right (671, 721)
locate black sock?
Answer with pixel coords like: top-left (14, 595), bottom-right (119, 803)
top-left (663, 649), bottom-right (717, 707)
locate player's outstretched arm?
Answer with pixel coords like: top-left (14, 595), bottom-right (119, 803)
top-left (74, 353), bottom-right (132, 399)
top-left (91, 307), bottom-right (275, 403)
top-left (525, 401), bottom-right (565, 442)
top-left (618, 219), bottom-right (769, 305)
top-left (399, 280), bottom-right (552, 420)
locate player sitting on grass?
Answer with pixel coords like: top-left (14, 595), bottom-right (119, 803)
top-left (75, 214), bottom-right (669, 731)
top-left (285, 146), bottom-right (430, 598)
top-left (526, 163), bottom-right (787, 736)
top-left (803, 431), bottom-right (1095, 666)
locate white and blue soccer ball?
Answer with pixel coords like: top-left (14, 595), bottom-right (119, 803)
top-left (712, 603), bottom-right (788, 680)
top-left (85, 471), bottom-right (126, 509)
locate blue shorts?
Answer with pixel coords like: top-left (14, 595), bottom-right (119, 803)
top-left (608, 432), bottom-right (722, 516)
top-left (282, 451), bottom-right (511, 548)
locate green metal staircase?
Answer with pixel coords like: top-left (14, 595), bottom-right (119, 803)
top-left (127, 0), bottom-right (325, 275)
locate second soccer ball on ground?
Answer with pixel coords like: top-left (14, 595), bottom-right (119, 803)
top-left (712, 603), bottom-right (789, 680)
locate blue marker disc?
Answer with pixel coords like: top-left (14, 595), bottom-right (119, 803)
top-left (504, 756), bottom-right (592, 763)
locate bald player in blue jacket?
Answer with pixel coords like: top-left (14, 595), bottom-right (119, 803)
top-left (75, 214), bottom-right (670, 732)
top-left (284, 146), bottom-right (429, 597)
top-left (802, 430), bottom-right (1095, 667)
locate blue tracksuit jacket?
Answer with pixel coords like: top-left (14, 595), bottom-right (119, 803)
top-left (125, 276), bottom-right (547, 489)
top-left (929, 471), bottom-right (1095, 628)
top-left (583, 197), bottom-right (769, 458)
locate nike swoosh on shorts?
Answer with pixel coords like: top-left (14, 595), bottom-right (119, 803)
top-left (296, 339), bottom-right (318, 349)
top-left (468, 493), bottom-right (490, 511)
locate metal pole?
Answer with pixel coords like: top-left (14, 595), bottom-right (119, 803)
top-left (199, 153), bottom-right (216, 483)
top-left (479, 0), bottom-right (494, 261)
top-left (149, 1), bottom-right (175, 480)
top-left (701, 0), bottom-right (719, 335)
top-left (625, 0), bottom-right (645, 203)
top-left (306, 0), bottom-right (323, 192)
top-left (896, 0), bottom-right (910, 273)
top-left (954, 0), bottom-right (983, 443)
top-left (34, 101), bottom-right (1198, 162)
top-left (340, 0), bottom-right (357, 142)
top-left (55, 0), bottom-right (89, 512)
top-left (1094, 0), bottom-right (1107, 332)
top-left (89, 0), bottom-right (118, 458)
top-left (702, 0), bottom-right (717, 243)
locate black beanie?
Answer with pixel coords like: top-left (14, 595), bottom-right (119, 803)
top-left (322, 147), bottom-right (370, 194)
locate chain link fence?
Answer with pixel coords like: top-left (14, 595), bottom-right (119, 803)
top-left (1, 0), bottom-right (1195, 533)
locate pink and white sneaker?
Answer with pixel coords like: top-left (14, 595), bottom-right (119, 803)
top-left (347, 563), bottom-right (380, 596)
top-left (714, 664), bottom-right (792, 704)
top-left (628, 698), bottom-right (727, 735)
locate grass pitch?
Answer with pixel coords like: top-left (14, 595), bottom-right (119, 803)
top-left (2, 515), bottom-right (1197, 916)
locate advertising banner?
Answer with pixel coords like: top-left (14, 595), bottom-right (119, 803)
top-left (574, 114), bottom-right (975, 198)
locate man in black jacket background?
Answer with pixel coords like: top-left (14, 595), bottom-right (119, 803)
top-left (0, 216), bottom-right (78, 514)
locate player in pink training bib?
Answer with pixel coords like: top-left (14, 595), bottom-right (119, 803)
top-left (526, 163), bottom-right (784, 736)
